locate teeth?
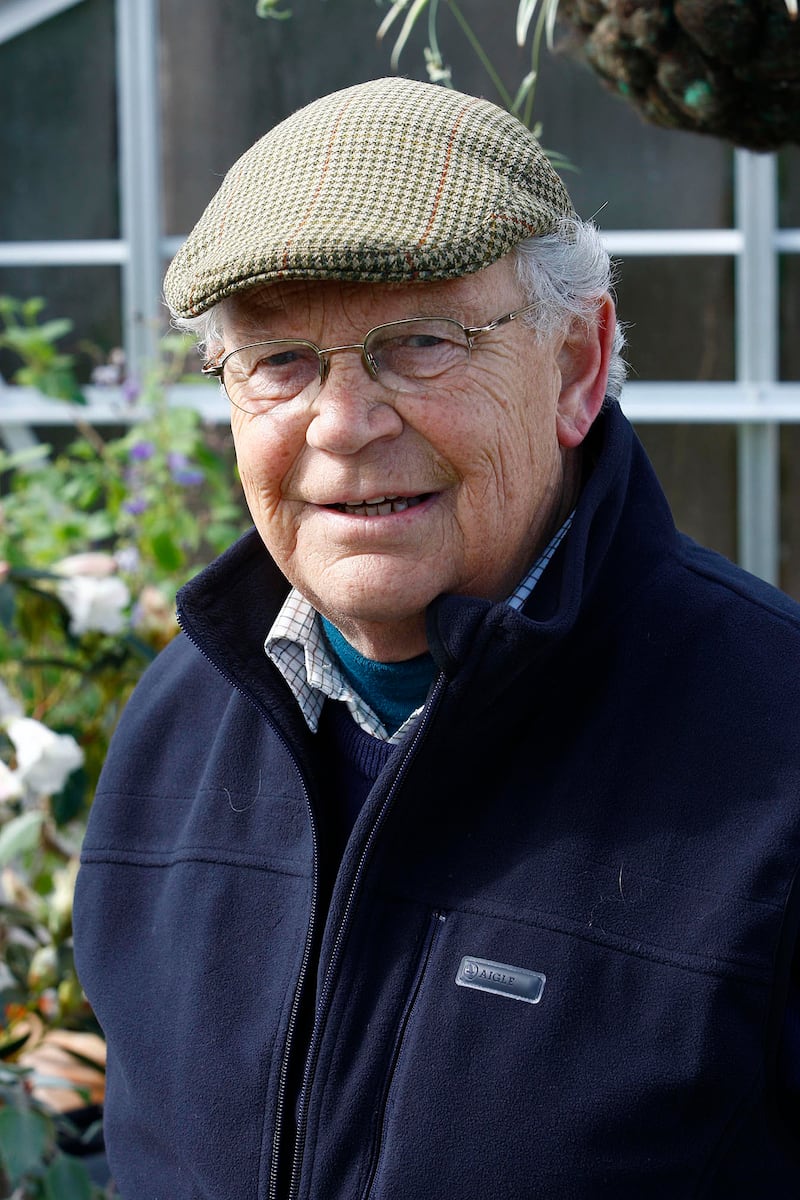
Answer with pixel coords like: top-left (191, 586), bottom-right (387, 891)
top-left (334, 494), bottom-right (426, 516)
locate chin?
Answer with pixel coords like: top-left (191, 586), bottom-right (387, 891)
top-left (303, 562), bottom-right (443, 617)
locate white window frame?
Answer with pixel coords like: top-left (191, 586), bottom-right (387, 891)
top-left (1, 0), bottom-right (799, 583)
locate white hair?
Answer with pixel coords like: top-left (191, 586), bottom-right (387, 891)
top-left (511, 217), bottom-right (627, 401)
top-left (172, 305), bottom-right (225, 361)
top-left (171, 216), bottom-right (627, 400)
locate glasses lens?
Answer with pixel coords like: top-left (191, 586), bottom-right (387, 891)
top-left (223, 341), bottom-right (321, 412)
top-left (365, 319), bottom-right (470, 391)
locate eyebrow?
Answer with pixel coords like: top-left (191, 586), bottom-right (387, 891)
top-left (227, 296), bottom-right (295, 329)
top-left (229, 304), bottom-right (476, 337)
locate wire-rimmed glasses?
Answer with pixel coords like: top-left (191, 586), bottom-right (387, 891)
top-left (202, 302), bottom-right (539, 414)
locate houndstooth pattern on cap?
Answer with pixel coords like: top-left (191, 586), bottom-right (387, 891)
top-left (164, 77), bottom-right (574, 318)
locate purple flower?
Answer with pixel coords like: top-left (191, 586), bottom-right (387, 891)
top-left (115, 546), bottom-right (141, 573)
top-left (129, 441), bottom-right (155, 462)
top-left (123, 497), bottom-right (148, 516)
top-left (123, 377), bottom-right (141, 405)
top-left (168, 452), bottom-right (204, 486)
top-left (173, 467), bottom-right (205, 487)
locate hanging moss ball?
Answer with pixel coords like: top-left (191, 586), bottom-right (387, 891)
top-left (557, 0), bottom-right (800, 150)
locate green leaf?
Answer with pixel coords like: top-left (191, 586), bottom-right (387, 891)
top-left (0, 1031), bottom-right (34, 1060)
top-left (516, 0), bottom-right (539, 45)
top-left (44, 1152), bottom-right (94, 1200)
top-left (5, 941), bottom-right (35, 987)
top-left (0, 811), bottom-right (45, 867)
top-left (0, 582), bottom-right (16, 630)
top-left (35, 319), bottom-right (74, 344)
top-left (376, 0), bottom-right (413, 41)
top-left (388, 0), bottom-right (431, 69)
top-left (516, 0), bottom-right (560, 49)
top-left (20, 298), bottom-right (45, 323)
top-left (151, 530), bottom-right (183, 572)
top-left (0, 1104), bottom-right (51, 1185)
top-left (0, 444), bottom-right (51, 473)
top-left (255, 0), bottom-right (292, 16)
top-left (511, 70), bottom-right (537, 114)
top-left (0, 902), bottom-right (43, 933)
top-left (50, 765), bottom-right (87, 827)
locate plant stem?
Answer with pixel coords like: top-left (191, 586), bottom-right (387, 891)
top-left (72, 418), bottom-right (108, 460)
top-left (41, 822), bottom-right (74, 863)
top-left (446, 0), bottom-right (515, 112)
top-left (524, 7), bottom-right (547, 127)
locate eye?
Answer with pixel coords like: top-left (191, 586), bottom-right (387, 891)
top-left (371, 322), bottom-right (468, 380)
top-left (254, 347), bottom-right (309, 371)
top-left (224, 341), bottom-right (320, 404)
top-left (403, 333), bottom-right (449, 350)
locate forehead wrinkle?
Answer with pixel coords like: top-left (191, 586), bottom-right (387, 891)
top-left (226, 285), bottom-right (315, 339)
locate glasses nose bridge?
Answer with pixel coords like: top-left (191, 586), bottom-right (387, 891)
top-left (318, 339), bottom-right (379, 385)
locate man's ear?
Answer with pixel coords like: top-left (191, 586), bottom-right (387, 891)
top-left (555, 294), bottom-right (616, 450)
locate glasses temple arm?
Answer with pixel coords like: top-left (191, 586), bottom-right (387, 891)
top-left (463, 301), bottom-right (538, 341)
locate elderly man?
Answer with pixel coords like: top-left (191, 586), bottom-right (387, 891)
top-left (74, 78), bottom-right (800, 1197)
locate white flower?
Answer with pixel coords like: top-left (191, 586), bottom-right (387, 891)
top-left (0, 759), bottom-right (23, 803)
top-left (6, 717), bottom-right (83, 799)
top-left (56, 575), bottom-right (130, 636)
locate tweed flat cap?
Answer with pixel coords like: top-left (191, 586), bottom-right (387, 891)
top-left (164, 77), bottom-right (574, 318)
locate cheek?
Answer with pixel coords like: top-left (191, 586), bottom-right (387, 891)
top-left (451, 400), bottom-right (563, 540)
top-left (232, 415), bottom-right (303, 512)
top-left (453, 407), bottom-right (550, 505)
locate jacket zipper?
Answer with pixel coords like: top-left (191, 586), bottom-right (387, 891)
top-left (177, 607), bottom-right (447, 1200)
top-left (267, 796), bottom-right (319, 1200)
top-left (286, 674), bottom-right (447, 1200)
top-left (175, 610), bottom-right (321, 1200)
top-left (360, 910), bottom-right (447, 1200)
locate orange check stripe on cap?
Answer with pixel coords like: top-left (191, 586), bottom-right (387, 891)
top-left (415, 98), bottom-right (481, 249)
top-left (279, 93), bottom-right (358, 272)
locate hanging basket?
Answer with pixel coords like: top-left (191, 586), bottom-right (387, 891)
top-left (556, 0), bottom-right (800, 151)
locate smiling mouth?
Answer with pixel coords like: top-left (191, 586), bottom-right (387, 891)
top-left (326, 494), bottom-right (431, 517)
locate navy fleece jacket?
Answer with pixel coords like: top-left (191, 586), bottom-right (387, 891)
top-left (75, 403), bottom-right (800, 1198)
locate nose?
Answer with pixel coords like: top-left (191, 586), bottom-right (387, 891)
top-left (305, 355), bottom-right (403, 455)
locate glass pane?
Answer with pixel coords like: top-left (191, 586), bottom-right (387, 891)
top-left (0, 267), bottom-right (122, 386)
top-left (0, 0), bottom-right (118, 241)
top-left (780, 426), bottom-right (800, 601)
top-left (779, 256), bottom-right (800, 382)
top-left (778, 146), bottom-right (800, 228)
top-left (635, 423), bottom-right (738, 562)
top-left (615, 257), bottom-right (735, 382)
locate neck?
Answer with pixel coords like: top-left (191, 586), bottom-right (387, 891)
top-left (321, 617), bottom-right (436, 732)
top-left (324, 611), bottom-right (430, 662)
